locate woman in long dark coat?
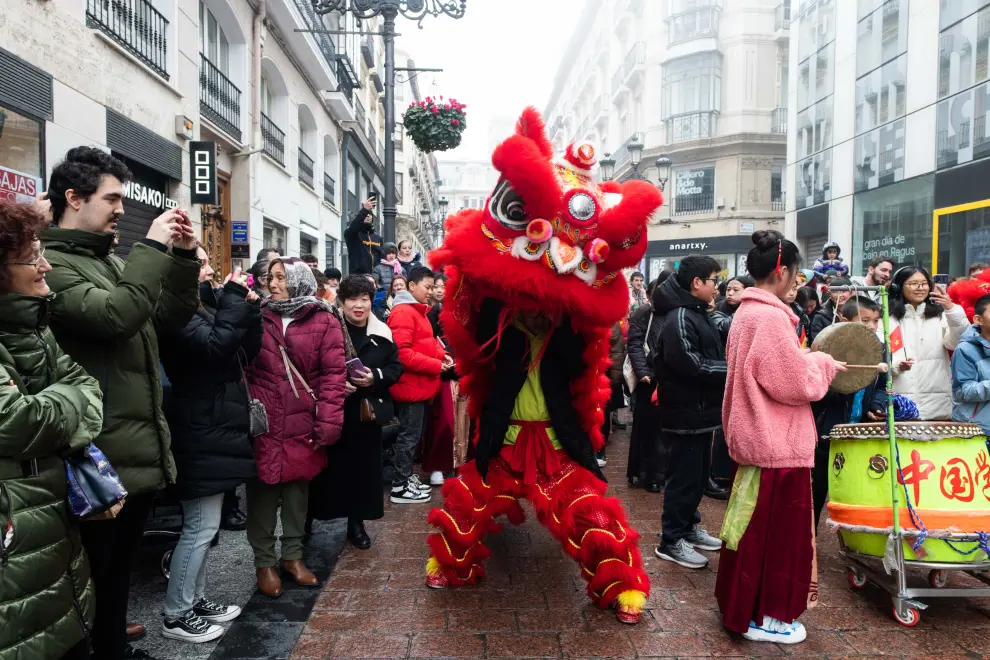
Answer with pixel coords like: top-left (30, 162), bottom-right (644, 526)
top-left (309, 275), bottom-right (402, 549)
top-left (158, 245), bottom-right (262, 641)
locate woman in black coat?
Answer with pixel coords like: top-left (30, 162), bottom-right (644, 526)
top-left (625, 274), bottom-right (667, 491)
top-left (157, 248), bottom-right (262, 640)
top-left (309, 275), bottom-right (402, 549)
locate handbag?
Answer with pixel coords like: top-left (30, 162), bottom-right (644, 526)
top-left (65, 444), bottom-right (128, 520)
top-left (360, 398), bottom-right (377, 423)
top-left (238, 352), bottom-right (269, 437)
top-left (623, 311), bottom-right (654, 393)
top-left (0, 344), bottom-right (128, 522)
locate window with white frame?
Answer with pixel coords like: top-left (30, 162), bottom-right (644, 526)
top-left (200, 1), bottom-right (229, 73)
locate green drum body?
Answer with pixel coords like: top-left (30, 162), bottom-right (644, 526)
top-left (827, 422), bottom-right (990, 563)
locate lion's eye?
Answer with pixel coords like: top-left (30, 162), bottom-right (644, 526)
top-left (488, 180), bottom-right (529, 231)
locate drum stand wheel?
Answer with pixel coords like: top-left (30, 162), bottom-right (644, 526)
top-left (892, 602), bottom-right (920, 627)
top-left (927, 569), bottom-right (948, 589)
top-left (847, 567), bottom-right (868, 589)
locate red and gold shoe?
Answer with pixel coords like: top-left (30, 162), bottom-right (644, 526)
top-left (425, 557), bottom-right (449, 589)
top-left (615, 590), bottom-right (646, 625)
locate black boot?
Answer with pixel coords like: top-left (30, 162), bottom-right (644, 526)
top-left (220, 490), bottom-right (247, 531)
top-left (704, 477), bottom-right (730, 500)
top-left (347, 519), bottom-right (371, 549)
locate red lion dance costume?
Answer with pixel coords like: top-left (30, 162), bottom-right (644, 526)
top-left (424, 107), bottom-right (661, 625)
top-left (949, 270), bottom-right (990, 320)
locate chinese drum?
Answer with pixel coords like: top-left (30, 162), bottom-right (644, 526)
top-left (811, 322), bottom-right (884, 394)
top-left (827, 422), bottom-right (990, 563)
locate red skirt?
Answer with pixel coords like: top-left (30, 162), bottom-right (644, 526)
top-left (421, 381), bottom-right (456, 473)
top-left (714, 467), bottom-right (818, 634)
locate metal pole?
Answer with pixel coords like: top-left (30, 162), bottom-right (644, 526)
top-left (382, 6), bottom-right (397, 244)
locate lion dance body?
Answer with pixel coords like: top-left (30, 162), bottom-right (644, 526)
top-left (424, 107), bottom-right (662, 624)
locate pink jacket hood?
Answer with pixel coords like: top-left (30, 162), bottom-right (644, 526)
top-left (723, 287), bottom-right (839, 469)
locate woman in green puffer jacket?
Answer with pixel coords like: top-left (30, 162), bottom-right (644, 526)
top-left (0, 199), bottom-right (104, 660)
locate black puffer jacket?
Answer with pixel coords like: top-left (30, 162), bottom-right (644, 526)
top-left (808, 299), bottom-right (839, 346)
top-left (343, 207), bottom-right (383, 275)
top-left (653, 276), bottom-right (729, 434)
top-left (158, 281), bottom-right (263, 499)
top-left (626, 303), bottom-right (657, 381)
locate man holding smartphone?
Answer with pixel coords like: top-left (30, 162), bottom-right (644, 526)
top-left (344, 196), bottom-right (383, 275)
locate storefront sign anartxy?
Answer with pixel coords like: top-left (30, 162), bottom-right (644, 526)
top-left (0, 165), bottom-right (41, 203)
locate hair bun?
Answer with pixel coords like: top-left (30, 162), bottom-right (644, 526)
top-left (751, 229), bottom-right (783, 249)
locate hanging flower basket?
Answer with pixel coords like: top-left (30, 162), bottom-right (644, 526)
top-left (403, 97), bottom-right (467, 153)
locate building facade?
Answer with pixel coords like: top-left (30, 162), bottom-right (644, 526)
top-left (786, 0), bottom-right (990, 278)
top-left (543, 0), bottom-right (789, 282)
top-left (0, 0), bottom-right (434, 276)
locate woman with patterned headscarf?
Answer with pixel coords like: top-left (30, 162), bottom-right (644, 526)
top-left (244, 258), bottom-right (347, 598)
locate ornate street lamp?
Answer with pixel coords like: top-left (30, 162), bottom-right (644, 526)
top-left (655, 155), bottom-right (672, 192)
top-left (599, 153), bottom-right (616, 182)
top-left (628, 137), bottom-right (643, 170)
top-left (312, 1), bottom-right (468, 245)
top-left (438, 196), bottom-right (448, 218)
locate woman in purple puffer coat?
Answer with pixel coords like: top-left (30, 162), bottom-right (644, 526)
top-left (245, 258), bottom-right (347, 598)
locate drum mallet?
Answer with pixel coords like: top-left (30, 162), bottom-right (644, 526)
top-left (843, 362), bottom-right (890, 372)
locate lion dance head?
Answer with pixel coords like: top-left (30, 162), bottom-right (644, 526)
top-left (430, 107), bottom-right (663, 450)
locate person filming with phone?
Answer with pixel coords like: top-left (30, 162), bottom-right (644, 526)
top-left (885, 266), bottom-right (968, 420)
top-left (308, 275), bottom-right (403, 549)
top-left (344, 196), bottom-right (383, 275)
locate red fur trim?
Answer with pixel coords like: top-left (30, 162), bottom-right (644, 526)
top-left (514, 106), bottom-right (554, 159)
top-left (597, 179), bottom-right (661, 271)
top-left (426, 532), bottom-right (492, 568)
top-left (948, 274), bottom-right (990, 321)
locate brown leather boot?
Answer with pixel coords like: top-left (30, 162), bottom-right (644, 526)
top-left (256, 567), bottom-right (283, 598)
top-left (281, 559), bottom-right (319, 587)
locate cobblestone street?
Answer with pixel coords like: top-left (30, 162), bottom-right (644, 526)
top-left (286, 431), bottom-right (990, 659)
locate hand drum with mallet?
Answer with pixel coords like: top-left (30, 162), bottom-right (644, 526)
top-left (810, 322), bottom-right (885, 394)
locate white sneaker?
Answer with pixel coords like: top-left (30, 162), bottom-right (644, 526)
top-left (429, 471), bottom-right (445, 486)
top-left (162, 612), bottom-right (224, 643)
top-left (684, 525), bottom-right (722, 552)
top-left (390, 481), bottom-right (431, 504)
top-left (407, 474), bottom-right (431, 492)
top-left (193, 597), bottom-right (242, 623)
top-left (742, 617), bottom-right (807, 644)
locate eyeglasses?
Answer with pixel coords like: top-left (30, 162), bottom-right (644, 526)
top-left (700, 277), bottom-right (719, 284)
top-left (904, 281), bottom-right (930, 289)
top-left (8, 247), bottom-right (47, 270)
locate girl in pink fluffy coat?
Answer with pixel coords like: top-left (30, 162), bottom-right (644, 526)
top-left (715, 231), bottom-right (846, 645)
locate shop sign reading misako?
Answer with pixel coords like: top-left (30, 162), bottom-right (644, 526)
top-left (123, 180), bottom-right (178, 210)
top-left (190, 141), bottom-right (218, 205)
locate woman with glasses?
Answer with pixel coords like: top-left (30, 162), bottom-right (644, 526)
top-left (0, 200), bottom-right (105, 659)
top-left (886, 266), bottom-right (968, 420)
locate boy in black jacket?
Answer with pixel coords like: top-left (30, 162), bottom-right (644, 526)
top-left (653, 256), bottom-right (729, 569)
top-left (810, 295), bottom-right (886, 527)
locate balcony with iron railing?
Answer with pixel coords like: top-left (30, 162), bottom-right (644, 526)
top-left (355, 100), bottom-right (367, 134)
top-left (775, 1), bottom-right (791, 33)
top-left (673, 192), bottom-right (715, 216)
top-left (666, 111), bottom-right (718, 143)
top-left (667, 4), bottom-right (721, 46)
top-left (298, 149), bottom-right (314, 188)
top-left (772, 191), bottom-right (786, 211)
top-left (772, 107), bottom-right (788, 134)
top-left (324, 173), bottom-right (336, 205)
top-left (199, 54), bottom-right (241, 142)
top-left (261, 113), bottom-right (285, 166)
top-left (86, 0), bottom-right (169, 79)
top-left (291, 0), bottom-right (337, 74)
top-left (612, 41), bottom-right (646, 97)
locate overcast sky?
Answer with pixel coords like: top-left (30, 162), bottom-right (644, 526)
top-left (397, 0), bottom-right (581, 161)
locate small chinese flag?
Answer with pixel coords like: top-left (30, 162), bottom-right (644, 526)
top-left (799, 327), bottom-right (808, 349)
top-left (889, 325), bottom-right (904, 354)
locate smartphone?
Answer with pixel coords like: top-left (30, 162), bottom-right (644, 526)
top-left (368, 191), bottom-right (379, 201)
top-left (933, 273), bottom-right (950, 286)
top-left (346, 358), bottom-right (365, 377)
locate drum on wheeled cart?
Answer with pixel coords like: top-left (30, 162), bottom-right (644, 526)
top-left (823, 285), bottom-right (990, 627)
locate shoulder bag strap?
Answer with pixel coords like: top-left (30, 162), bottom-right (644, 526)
top-left (280, 346), bottom-right (316, 402)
